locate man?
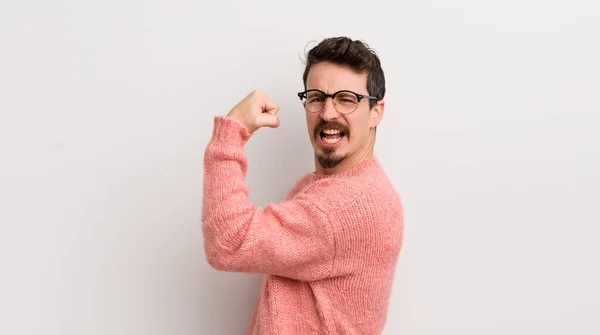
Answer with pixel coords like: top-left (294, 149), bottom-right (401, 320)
top-left (202, 36), bottom-right (404, 334)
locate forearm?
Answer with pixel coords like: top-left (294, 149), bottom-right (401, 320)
top-left (202, 116), bottom-right (254, 254)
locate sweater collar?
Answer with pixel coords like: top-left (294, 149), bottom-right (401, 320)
top-left (311, 156), bottom-right (380, 181)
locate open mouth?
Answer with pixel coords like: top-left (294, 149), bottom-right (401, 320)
top-left (319, 128), bottom-right (346, 144)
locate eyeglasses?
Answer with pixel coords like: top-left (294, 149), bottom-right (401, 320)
top-left (297, 89), bottom-right (378, 114)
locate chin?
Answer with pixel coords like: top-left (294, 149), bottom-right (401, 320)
top-left (317, 154), bottom-right (346, 169)
top-left (315, 146), bottom-right (347, 169)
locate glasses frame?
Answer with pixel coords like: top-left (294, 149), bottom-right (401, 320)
top-left (297, 89), bottom-right (379, 114)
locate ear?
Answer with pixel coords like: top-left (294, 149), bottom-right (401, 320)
top-left (369, 100), bottom-right (385, 128)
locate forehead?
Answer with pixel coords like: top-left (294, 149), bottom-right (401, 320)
top-left (306, 62), bottom-right (368, 94)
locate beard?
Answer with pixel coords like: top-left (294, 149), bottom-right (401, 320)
top-left (313, 119), bottom-right (350, 169)
top-left (316, 148), bottom-right (347, 169)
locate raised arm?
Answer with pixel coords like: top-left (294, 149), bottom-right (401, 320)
top-left (202, 91), bottom-right (337, 281)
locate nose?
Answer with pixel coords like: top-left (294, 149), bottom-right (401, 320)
top-left (320, 97), bottom-right (341, 121)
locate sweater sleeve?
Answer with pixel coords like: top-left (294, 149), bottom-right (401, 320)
top-left (201, 116), bottom-right (336, 281)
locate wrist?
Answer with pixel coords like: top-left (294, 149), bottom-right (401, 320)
top-left (225, 114), bottom-right (257, 134)
top-left (212, 116), bottom-right (252, 145)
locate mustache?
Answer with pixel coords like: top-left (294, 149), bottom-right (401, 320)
top-left (313, 120), bottom-right (350, 138)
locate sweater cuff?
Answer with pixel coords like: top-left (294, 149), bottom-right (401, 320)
top-left (211, 116), bottom-right (252, 146)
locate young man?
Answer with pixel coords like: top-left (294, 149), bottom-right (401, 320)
top-left (202, 37), bottom-right (404, 334)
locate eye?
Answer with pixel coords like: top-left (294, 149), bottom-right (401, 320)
top-left (335, 93), bottom-right (358, 105)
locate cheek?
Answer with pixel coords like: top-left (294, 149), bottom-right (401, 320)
top-left (346, 116), bottom-right (369, 138)
top-left (306, 115), bottom-right (319, 137)
top-left (306, 113), bottom-right (317, 126)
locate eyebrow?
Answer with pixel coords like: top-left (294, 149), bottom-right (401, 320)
top-left (306, 88), bottom-right (363, 93)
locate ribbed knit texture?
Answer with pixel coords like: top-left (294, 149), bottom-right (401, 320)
top-left (202, 116), bottom-right (404, 335)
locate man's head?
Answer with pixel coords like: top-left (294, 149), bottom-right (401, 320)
top-left (299, 37), bottom-right (385, 173)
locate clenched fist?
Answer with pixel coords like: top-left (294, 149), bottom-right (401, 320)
top-left (226, 90), bottom-right (281, 134)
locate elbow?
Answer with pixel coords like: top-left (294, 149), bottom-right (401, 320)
top-left (205, 248), bottom-right (228, 271)
top-left (202, 219), bottom-right (225, 270)
top-left (202, 233), bottom-right (230, 271)
top-left (202, 217), bottom-right (247, 272)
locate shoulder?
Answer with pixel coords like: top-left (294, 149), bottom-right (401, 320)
top-left (285, 172), bottom-right (316, 201)
top-left (299, 168), bottom-right (402, 217)
top-left (299, 166), bottom-right (404, 263)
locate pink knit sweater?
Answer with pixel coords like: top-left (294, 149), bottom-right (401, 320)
top-left (202, 116), bottom-right (404, 334)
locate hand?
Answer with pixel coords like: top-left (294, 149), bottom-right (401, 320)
top-left (226, 90), bottom-right (280, 134)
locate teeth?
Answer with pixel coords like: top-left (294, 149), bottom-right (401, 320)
top-left (322, 129), bottom-right (341, 135)
top-left (322, 137), bottom-right (342, 144)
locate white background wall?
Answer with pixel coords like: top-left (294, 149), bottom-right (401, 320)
top-left (1, 0), bottom-right (599, 334)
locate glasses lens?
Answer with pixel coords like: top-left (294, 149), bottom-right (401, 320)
top-left (304, 91), bottom-right (325, 113)
top-left (334, 92), bottom-right (358, 113)
top-left (301, 91), bottom-right (360, 113)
